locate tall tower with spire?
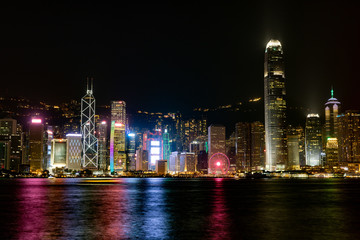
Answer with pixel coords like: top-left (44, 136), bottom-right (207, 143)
top-left (325, 87), bottom-right (341, 139)
top-left (81, 78), bottom-right (98, 169)
top-left (264, 39), bottom-right (287, 171)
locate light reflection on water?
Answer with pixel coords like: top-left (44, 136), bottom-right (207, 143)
top-left (0, 178), bottom-right (359, 239)
top-left (207, 178), bottom-right (231, 240)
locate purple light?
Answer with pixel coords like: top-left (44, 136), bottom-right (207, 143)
top-left (31, 119), bottom-right (42, 124)
top-left (66, 133), bottom-right (82, 137)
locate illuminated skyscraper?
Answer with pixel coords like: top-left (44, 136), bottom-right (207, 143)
top-left (50, 139), bottom-right (67, 170)
top-left (180, 152), bottom-right (196, 172)
top-left (147, 135), bottom-right (162, 170)
top-left (325, 88), bottom-right (341, 139)
top-left (135, 148), bottom-right (149, 171)
top-left (287, 135), bottom-right (300, 170)
top-left (169, 151), bottom-right (180, 173)
top-left (110, 101), bottom-right (126, 173)
top-left (251, 122), bottom-right (265, 170)
top-left (326, 138), bottom-right (339, 167)
top-left (155, 160), bottom-right (167, 175)
top-left (127, 132), bottom-right (136, 171)
top-left (305, 114), bottom-right (322, 166)
top-left (264, 39), bottom-right (287, 171)
top-left (97, 121), bottom-right (108, 171)
top-left (0, 119), bottom-right (17, 135)
top-left (0, 119), bottom-right (23, 172)
top-left (163, 129), bottom-right (171, 167)
top-left (235, 122), bottom-right (265, 171)
top-left (235, 122), bottom-right (251, 171)
top-left (208, 124), bottom-right (226, 157)
top-left (286, 126), bottom-right (305, 169)
top-left (338, 111), bottom-right (360, 165)
top-left (81, 79), bottom-right (98, 169)
top-left (66, 133), bottom-right (82, 170)
top-left (29, 118), bottom-right (44, 173)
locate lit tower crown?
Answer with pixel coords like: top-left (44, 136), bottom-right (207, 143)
top-left (325, 87), bottom-right (341, 139)
top-left (264, 39), bottom-right (287, 171)
top-left (81, 78), bottom-right (98, 169)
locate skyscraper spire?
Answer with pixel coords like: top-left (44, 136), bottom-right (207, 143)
top-left (331, 86), bottom-right (334, 98)
top-left (91, 77), bottom-right (93, 93)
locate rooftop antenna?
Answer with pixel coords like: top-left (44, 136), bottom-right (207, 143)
top-left (91, 77), bottom-right (93, 93)
top-left (86, 77), bottom-right (89, 92)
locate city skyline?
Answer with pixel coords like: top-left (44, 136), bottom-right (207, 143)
top-left (2, 3), bottom-right (360, 240)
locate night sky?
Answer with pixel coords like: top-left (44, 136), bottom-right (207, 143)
top-left (0, 1), bottom-right (360, 115)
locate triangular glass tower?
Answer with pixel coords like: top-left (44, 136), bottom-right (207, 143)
top-left (81, 78), bottom-right (98, 169)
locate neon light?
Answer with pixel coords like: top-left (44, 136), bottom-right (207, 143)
top-left (31, 119), bottom-right (42, 124)
top-left (114, 122), bottom-right (123, 127)
top-left (66, 134), bottom-right (82, 137)
top-left (110, 121), bottom-right (115, 173)
top-left (151, 147), bottom-right (160, 155)
top-left (128, 133), bottom-right (135, 137)
top-left (47, 130), bottom-right (53, 135)
top-left (101, 121), bottom-right (107, 125)
top-left (208, 152), bottom-right (230, 174)
top-left (151, 141), bottom-right (160, 146)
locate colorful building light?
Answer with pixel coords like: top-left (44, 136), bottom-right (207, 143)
top-left (31, 118), bottom-right (42, 124)
top-left (114, 122), bottom-right (123, 127)
top-left (66, 133), bottom-right (82, 137)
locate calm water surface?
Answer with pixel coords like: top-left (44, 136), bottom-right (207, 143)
top-left (0, 178), bottom-right (360, 240)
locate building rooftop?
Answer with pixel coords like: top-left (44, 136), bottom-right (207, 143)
top-left (266, 39), bottom-right (282, 49)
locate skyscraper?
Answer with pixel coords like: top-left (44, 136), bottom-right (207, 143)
top-left (325, 88), bottom-right (341, 139)
top-left (250, 122), bottom-right (265, 171)
top-left (264, 39), bottom-right (287, 171)
top-left (287, 135), bottom-right (300, 170)
top-left (180, 152), bottom-right (196, 172)
top-left (305, 114), bottom-right (322, 166)
top-left (235, 122), bottom-right (265, 171)
top-left (50, 139), bottom-right (67, 170)
top-left (338, 111), bottom-right (360, 165)
top-left (169, 151), bottom-right (181, 173)
top-left (287, 125), bottom-right (305, 169)
top-left (208, 124), bottom-right (226, 158)
top-left (81, 79), bottom-right (98, 169)
top-left (127, 132), bottom-right (136, 171)
top-left (66, 133), bottom-right (82, 171)
top-left (0, 119), bottom-right (17, 135)
top-left (135, 148), bottom-right (149, 171)
top-left (235, 122), bottom-right (251, 171)
top-left (0, 119), bottom-right (23, 172)
top-left (110, 101), bottom-right (126, 173)
top-left (29, 118), bottom-right (44, 173)
top-left (163, 129), bottom-right (171, 167)
top-left (97, 121), bottom-right (108, 171)
top-left (326, 138), bottom-right (339, 167)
